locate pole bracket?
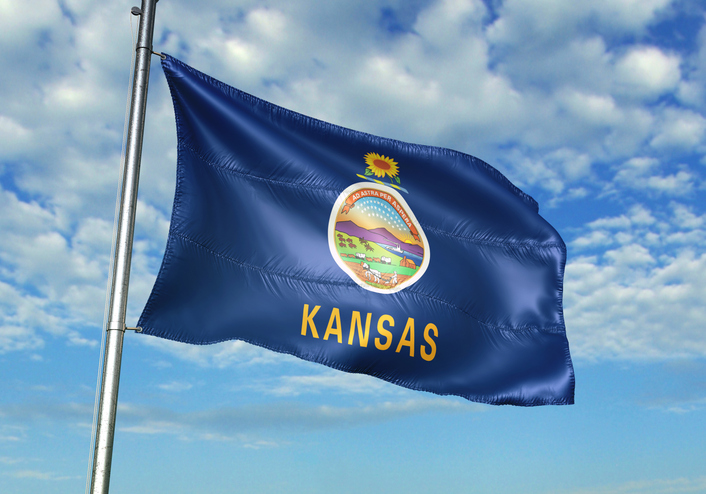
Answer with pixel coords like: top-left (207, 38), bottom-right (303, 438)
top-left (106, 322), bottom-right (142, 333)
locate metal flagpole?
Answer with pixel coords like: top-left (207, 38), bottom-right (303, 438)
top-left (89, 1), bottom-right (158, 493)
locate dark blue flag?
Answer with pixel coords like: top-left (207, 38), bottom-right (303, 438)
top-left (138, 54), bottom-right (575, 406)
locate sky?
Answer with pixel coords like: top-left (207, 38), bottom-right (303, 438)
top-left (1, 0), bottom-right (706, 493)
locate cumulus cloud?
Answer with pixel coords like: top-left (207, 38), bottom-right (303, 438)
top-left (0, 323), bottom-right (43, 354)
top-left (565, 203), bottom-right (706, 361)
top-left (650, 107), bottom-right (706, 150)
top-left (0, 0), bottom-right (66, 46)
top-left (611, 157), bottom-right (697, 195)
top-left (0, 115), bottom-right (32, 157)
top-left (0, 188), bottom-right (110, 352)
top-left (614, 46), bottom-right (681, 99)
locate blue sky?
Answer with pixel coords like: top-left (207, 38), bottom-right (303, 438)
top-left (1, 0), bottom-right (706, 493)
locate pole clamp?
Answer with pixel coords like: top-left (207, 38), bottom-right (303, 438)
top-left (107, 322), bottom-right (142, 333)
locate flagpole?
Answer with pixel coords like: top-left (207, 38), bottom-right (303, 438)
top-left (89, 1), bottom-right (158, 493)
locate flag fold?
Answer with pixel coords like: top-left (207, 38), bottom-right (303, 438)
top-left (138, 54), bottom-right (575, 406)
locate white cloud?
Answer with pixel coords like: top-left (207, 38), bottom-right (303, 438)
top-left (566, 250), bottom-right (706, 360)
top-left (158, 381), bottom-right (193, 392)
top-left (650, 107), bottom-right (706, 149)
top-left (501, 152), bottom-right (567, 194)
top-left (267, 371), bottom-right (393, 396)
top-left (0, 324), bottom-right (43, 354)
top-left (587, 214), bottom-right (633, 230)
top-left (558, 90), bottom-right (622, 128)
top-left (645, 171), bottom-right (695, 194)
top-left (565, 204), bottom-right (706, 361)
top-left (488, 0), bottom-right (673, 44)
top-left (0, 187), bottom-right (110, 353)
top-left (0, 115), bottom-right (32, 156)
top-left (628, 204), bottom-right (658, 226)
top-left (614, 46), bottom-right (681, 99)
top-left (671, 203), bottom-right (704, 229)
top-left (611, 157), bottom-right (697, 195)
top-left (571, 230), bottom-right (613, 249)
top-left (357, 55), bottom-right (442, 108)
top-left (592, 0), bottom-right (673, 31)
top-left (413, 0), bottom-right (488, 47)
top-left (43, 67), bottom-right (106, 112)
top-left (245, 8), bottom-right (288, 42)
top-left (0, 0), bottom-right (65, 45)
top-left (137, 336), bottom-right (281, 369)
top-left (0, 275), bottom-right (101, 354)
top-left (500, 146), bottom-right (595, 195)
top-left (603, 243), bottom-right (655, 266)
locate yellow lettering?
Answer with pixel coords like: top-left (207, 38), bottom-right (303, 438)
top-left (375, 314), bottom-right (394, 350)
top-left (301, 304), bottom-right (320, 338)
top-left (324, 308), bottom-right (343, 343)
top-left (395, 318), bottom-right (415, 357)
top-left (348, 311), bottom-right (371, 347)
top-left (303, 304), bottom-right (436, 360)
top-left (420, 323), bottom-right (438, 361)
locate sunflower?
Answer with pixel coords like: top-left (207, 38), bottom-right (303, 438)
top-left (364, 152), bottom-right (399, 180)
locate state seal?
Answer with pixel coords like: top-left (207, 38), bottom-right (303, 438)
top-left (328, 154), bottom-right (429, 294)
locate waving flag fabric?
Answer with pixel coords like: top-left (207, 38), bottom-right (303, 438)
top-left (138, 54), bottom-right (575, 406)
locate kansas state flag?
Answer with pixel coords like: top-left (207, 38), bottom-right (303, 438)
top-left (138, 54), bottom-right (575, 406)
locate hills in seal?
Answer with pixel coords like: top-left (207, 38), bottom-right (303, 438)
top-left (335, 220), bottom-right (424, 258)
